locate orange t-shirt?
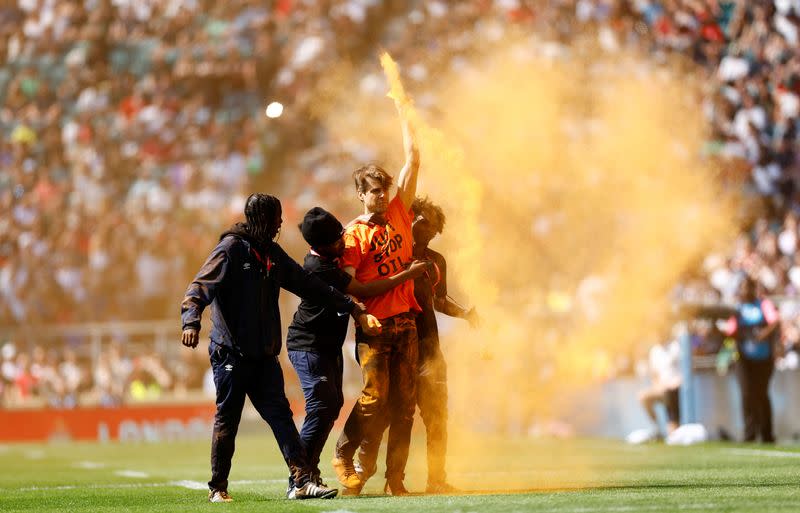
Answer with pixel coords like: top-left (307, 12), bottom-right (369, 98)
top-left (341, 194), bottom-right (421, 320)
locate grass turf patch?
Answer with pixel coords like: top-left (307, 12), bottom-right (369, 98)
top-left (1, 436), bottom-right (798, 512)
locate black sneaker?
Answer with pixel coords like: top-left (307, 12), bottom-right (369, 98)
top-left (287, 480), bottom-right (338, 500)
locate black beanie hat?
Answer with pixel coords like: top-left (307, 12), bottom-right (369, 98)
top-left (299, 207), bottom-right (344, 248)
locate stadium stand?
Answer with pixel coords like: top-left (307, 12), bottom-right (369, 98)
top-left (2, 1), bottom-right (800, 407)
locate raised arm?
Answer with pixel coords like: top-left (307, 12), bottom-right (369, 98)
top-left (395, 98), bottom-right (420, 208)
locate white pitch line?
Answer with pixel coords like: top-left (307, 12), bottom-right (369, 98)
top-left (10, 479), bottom-right (285, 493)
top-left (168, 479), bottom-right (285, 490)
top-left (114, 470), bottom-right (150, 478)
top-left (170, 480), bottom-right (208, 490)
top-left (24, 450), bottom-right (45, 460)
top-left (725, 448), bottom-right (800, 459)
top-left (17, 483), bottom-right (169, 492)
top-left (73, 461), bottom-right (106, 469)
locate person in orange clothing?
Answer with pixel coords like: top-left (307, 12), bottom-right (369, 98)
top-left (332, 95), bottom-right (421, 496)
top-left (356, 197), bottom-right (479, 494)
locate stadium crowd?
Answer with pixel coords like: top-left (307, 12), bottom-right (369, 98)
top-left (2, 0), bottom-right (800, 402)
top-left (0, 340), bottom-right (208, 408)
top-left (0, 0), bottom-right (406, 327)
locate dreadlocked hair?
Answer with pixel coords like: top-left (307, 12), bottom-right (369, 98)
top-left (411, 196), bottom-right (446, 234)
top-left (244, 193), bottom-right (282, 243)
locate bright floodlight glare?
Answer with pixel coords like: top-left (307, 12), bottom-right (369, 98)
top-left (265, 102), bottom-right (284, 118)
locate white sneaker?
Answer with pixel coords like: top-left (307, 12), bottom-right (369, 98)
top-left (287, 480), bottom-right (338, 500)
top-left (208, 489), bottom-right (233, 503)
top-left (354, 459), bottom-right (376, 483)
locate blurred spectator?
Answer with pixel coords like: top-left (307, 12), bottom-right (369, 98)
top-left (1, 342), bottom-right (17, 405)
top-left (12, 352), bottom-right (35, 402)
top-left (638, 338), bottom-right (682, 437)
top-left (30, 345), bottom-right (66, 407)
top-left (723, 275), bottom-right (780, 442)
top-left (128, 353), bottom-right (172, 402)
top-left (58, 348), bottom-right (82, 407)
top-left (93, 351), bottom-right (118, 407)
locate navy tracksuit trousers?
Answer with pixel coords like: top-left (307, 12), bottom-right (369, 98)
top-left (208, 344), bottom-right (308, 492)
top-left (288, 349), bottom-right (344, 476)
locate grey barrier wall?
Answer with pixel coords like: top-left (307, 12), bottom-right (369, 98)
top-left (569, 369), bottom-right (800, 440)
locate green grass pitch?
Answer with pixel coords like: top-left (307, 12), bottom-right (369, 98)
top-left (2, 435), bottom-right (798, 512)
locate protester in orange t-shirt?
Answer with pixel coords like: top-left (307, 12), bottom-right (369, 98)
top-left (332, 95), bottom-right (421, 496)
top-left (356, 196), bottom-right (480, 495)
top-left (340, 195), bottom-right (420, 320)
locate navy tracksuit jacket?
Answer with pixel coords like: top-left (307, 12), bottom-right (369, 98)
top-left (181, 225), bottom-right (356, 491)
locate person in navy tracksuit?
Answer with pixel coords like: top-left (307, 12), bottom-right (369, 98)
top-left (180, 193), bottom-right (370, 502)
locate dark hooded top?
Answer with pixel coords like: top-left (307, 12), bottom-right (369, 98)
top-left (286, 251), bottom-right (353, 354)
top-left (181, 224), bottom-right (357, 358)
